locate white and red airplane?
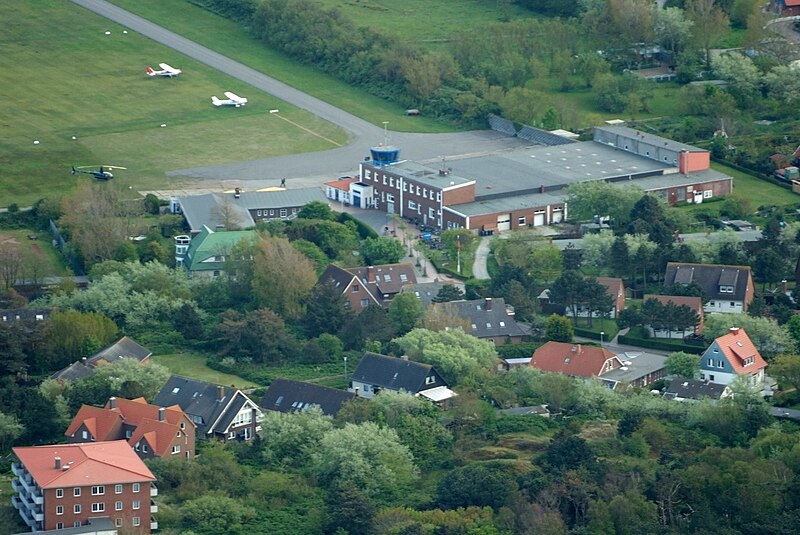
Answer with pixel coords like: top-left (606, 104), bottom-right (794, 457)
top-left (146, 63), bottom-right (182, 77)
top-left (212, 92), bottom-right (248, 108)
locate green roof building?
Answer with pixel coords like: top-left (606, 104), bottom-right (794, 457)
top-left (182, 225), bottom-right (255, 277)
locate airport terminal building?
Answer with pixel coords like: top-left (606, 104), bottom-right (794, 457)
top-left (359, 125), bottom-right (732, 233)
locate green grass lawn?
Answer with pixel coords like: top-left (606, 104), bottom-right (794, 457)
top-left (0, 229), bottom-right (68, 278)
top-left (151, 353), bottom-right (257, 388)
top-left (109, 0), bottom-right (456, 134)
top-left (0, 0), bottom-right (348, 207)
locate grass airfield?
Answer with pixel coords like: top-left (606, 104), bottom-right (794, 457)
top-left (0, 0), bottom-right (347, 207)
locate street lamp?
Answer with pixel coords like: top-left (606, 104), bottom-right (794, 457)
top-left (600, 331), bottom-right (605, 347)
top-left (343, 356), bottom-right (348, 385)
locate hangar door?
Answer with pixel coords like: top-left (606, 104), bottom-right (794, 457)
top-left (497, 214), bottom-right (511, 231)
top-left (533, 211), bottom-right (546, 226)
top-left (552, 208), bottom-right (563, 223)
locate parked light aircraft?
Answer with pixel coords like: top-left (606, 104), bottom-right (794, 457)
top-left (146, 63), bottom-right (182, 77)
top-left (211, 92), bottom-right (248, 108)
top-left (71, 165), bottom-right (126, 180)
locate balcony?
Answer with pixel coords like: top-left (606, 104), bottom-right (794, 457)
top-left (12, 496), bottom-right (43, 527)
top-left (150, 500), bottom-right (158, 513)
top-left (150, 516), bottom-right (158, 531)
top-left (150, 483), bottom-right (158, 497)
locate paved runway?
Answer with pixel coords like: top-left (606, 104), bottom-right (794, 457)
top-left (71, 0), bottom-right (530, 184)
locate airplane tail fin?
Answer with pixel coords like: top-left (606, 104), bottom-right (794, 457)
top-left (71, 166), bottom-right (77, 175)
top-left (211, 96), bottom-right (221, 106)
top-left (146, 66), bottom-right (154, 75)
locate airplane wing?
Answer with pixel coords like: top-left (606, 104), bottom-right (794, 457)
top-left (224, 92), bottom-right (246, 103)
top-left (159, 63), bottom-right (174, 71)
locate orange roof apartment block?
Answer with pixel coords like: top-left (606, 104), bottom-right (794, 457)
top-left (12, 441), bottom-right (157, 533)
top-left (66, 397), bottom-right (195, 461)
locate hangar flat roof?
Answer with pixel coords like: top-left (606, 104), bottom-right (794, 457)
top-left (380, 161), bottom-right (474, 188)
top-left (447, 191), bottom-right (566, 217)
top-left (444, 141), bottom-right (671, 198)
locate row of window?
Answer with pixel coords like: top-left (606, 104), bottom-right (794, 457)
top-left (56, 484), bottom-right (141, 498)
top-left (718, 285), bottom-right (735, 293)
top-left (255, 208), bottom-right (297, 217)
top-left (56, 518), bottom-right (142, 530)
top-left (57, 500), bottom-right (140, 515)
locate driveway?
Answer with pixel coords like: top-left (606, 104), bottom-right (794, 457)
top-left (472, 237), bottom-right (492, 280)
top-left (71, 0), bottom-right (530, 184)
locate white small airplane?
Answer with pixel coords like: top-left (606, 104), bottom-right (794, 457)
top-left (212, 92), bottom-right (248, 108)
top-left (146, 63), bottom-right (182, 77)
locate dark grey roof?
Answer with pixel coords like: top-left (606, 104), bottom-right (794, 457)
top-left (152, 375), bottom-right (247, 436)
top-left (516, 125), bottom-right (576, 146)
top-left (600, 351), bottom-right (667, 387)
top-left (351, 353), bottom-right (445, 392)
top-left (319, 264), bottom-right (357, 290)
top-left (89, 336), bottom-right (151, 366)
top-left (664, 262), bottom-right (752, 302)
top-left (260, 378), bottom-right (356, 416)
top-left (12, 516), bottom-right (116, 535)
top-left (488, 114), bottom-right (517, 137)
top-left (400, 282), bottom-right (452, 309)
top-left (0, 308), bottom-right (50, 324)
top-left (214, 391), bottom-right (259, 433)
top-left (595, 125), bottom-right (697, 153)
top-left (49, 361), bottom-right (95, 382)
top-left (664, 379), bottom-right (727, 401)
top-left (433, 297), bottom-right (529, 339)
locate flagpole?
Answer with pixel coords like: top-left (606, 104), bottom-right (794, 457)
top-left (457, 235), bottom-right (461, 274)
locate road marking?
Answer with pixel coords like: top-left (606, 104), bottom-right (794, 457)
top-left (271, 113), bottom-right (342, 147)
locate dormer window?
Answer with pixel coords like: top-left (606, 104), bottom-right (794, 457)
top-left (425, 376), bottom-right (435, 385)
top-left (743, 357), bottom-right (754, 366)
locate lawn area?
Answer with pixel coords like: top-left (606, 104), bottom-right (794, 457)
top-left (109, 0), bottom-right (456, 134)
top-left (0, 0), bottom-right (348, 207)
top-left (0, 229), bottom-right (68, 279)
top-left (151, 353), bottom-right (257, 388)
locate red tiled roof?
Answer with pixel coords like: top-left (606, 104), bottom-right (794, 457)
top-left (64, 406), bottom-right (123, 441)
top-left (13, 441), bottom-right (156, 489)
top-left (324, 178), bottom-right (359, 191)
top-left (596, 277), bottom-right (623, 296)
top-left (129, 418), bottom-right (181, 457)
top-left (786, 0), bottom-right (800, 7)
top-left (106, 397), bottom-right (194, 429)
top-left (531, 341), bottom-right (623, 378)
top-left (714, 328), bottom-right (767, 375)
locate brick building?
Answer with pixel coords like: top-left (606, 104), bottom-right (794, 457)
top-left (359, 125), bottom-right (732, 233)
top-left (12, 441), bottom-right (157, 533)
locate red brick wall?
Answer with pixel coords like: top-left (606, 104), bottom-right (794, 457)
top-left (678, 151), bottom-right (710, 173)
top-left (442, 184), bottom-right (475, 205)
top-left (44, 483), bottom-right (152, 533)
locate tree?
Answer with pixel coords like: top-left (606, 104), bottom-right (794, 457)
top-left (665, 351), bottom-right (700, 379)
top-left (704, 314), bottom-right (793, 358)
top-left (435, 463), bottom-right (519, 511)
top-left (654, 6), bottom-right (693, 59)
top-left (580, 231), bottom-right (615, 271)
top-left (528, 244), bottom-right (563, 284)
top-left (213, 197), bottom-right (247, 230)
top-left (291, 239), bottom-right (330, 275)
top-left (42, 310), bottom-right (118, 372)
top-left (545, 314), bottom-right (574, 343)
top-left (393, 328), bottom-right (498, 385)
top-left (67, 359), bottom-right (171, 411)
top-left (419, 303), bottom-right (472, 332)
top-left (251, 235), bottom-right (317, 319)
top-left (583, 277), bottom-right (614, 328)
top-left (565, 181), bottom-right (643, 228)
top-left (0, 244), bottom-right (22, 289)
top-left (182, 493), bottom-right (256, 535)
top-left (217, 308), bottom-right (299, 364)
top-left (0, 411), bottom-right (23, 453)
top-left (764, 65), bottom-right (800, 105)
top-left (752, 249), bottom-right (786, 291)
top-left (303, 281), bottom-right (353, 337)
top-left (172, 302), bottom-right (204, 340)
top-left (686, 0), bottom-right (730, 65)
top-left (339, 304), bottom-right (396, 350)
top-left (285, 218), bottom-right (359, 259)
top-left (325, 481), bottom-right (376, 535)
top-left (298, 200), bottom-right (333, 220)
top-left (387, 293), bottom-right (424, 335)
top-left (359, 236), bottom-right (406, 265)
top-left (311, 422), bottom-right (418, 503)
top-left (260, 407), bottom-right (334, 467)
top-left (440, 229), bottom-right (475, 262)
top-left (711, 52), bottom-right (760, 104)
top-left (432, 284), bottom-right (465, 303)
top-left (785, 314), bottom-right (800, 353)
top-left (549, 271), bottom-right (585, 324)
top-left (769, 354), bottom-right (800, 393)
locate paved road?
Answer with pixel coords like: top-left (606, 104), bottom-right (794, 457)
top-left (71, 0), bottom-right (530, 183)
top-left (472, 237), bottom-right (491, 280)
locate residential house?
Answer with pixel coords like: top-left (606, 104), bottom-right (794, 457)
top-left (0, 308), bottom-right (50, 324)
top-left (563, 277), bottom-right (626, 319)
top-left (174, 187), bottom-right (329, 234)
top-left (598, 351), bottom-right (667, 389)
top-left (65, 397), bottom-right (196, 461)
top-left (12, 441), bottom-right (157, 533)
top-left (317, 263), bottom-right (417, 313)
top-left (663, 262), bottom-right (754, 313)
top-left (642, 294), bottom-right (704, 338)
top-left (699, 327), bottom-right (768, 389)
top-left (152, 375), bottom-right (263, 441)
top-left (50, 337), bottom-right (152, 383)
top-left (530, 342), bottom-right (624, 379)
top-left (663, 379), bottom-right (731, 402)
top-left (400, 281), bottom-right (454, 309)
top-left (260, 378), bottom-right (356, 417)
top-left (349, 352), bottom-right (457, 405)
top-left (429, 297), bottom-right (530, 344)
top-left (176, 225), bottom-right (256, 277)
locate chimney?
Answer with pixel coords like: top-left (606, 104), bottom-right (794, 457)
top-left (158, 407), bottom-right (165, 422)
top-left (540, 184), bottom-right (545, 193)
top-left (367, 266), bottom-right (376, 283)
top-left (81, 357), bottom-right (87, 367)
top-left (217, 385), bottom-right (225, 401)
top-left (730, 327), bottom-right (740, 335)
top-left (108, 397), bottom-right (116, 409)
top-left (782, 279), bottom-right (788, 294)
top-left (54, 457), bottom-right (61, 470)
top-left (485, 297), bottom-right (493, 311)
